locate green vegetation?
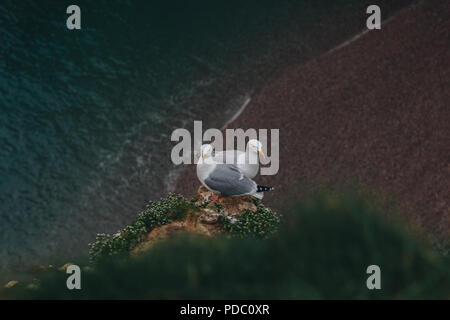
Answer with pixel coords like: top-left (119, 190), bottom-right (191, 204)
top-left (2, 191), bottom-right (449, 299)
top-left (213, 202), bottom-right (224, 213)
top-left (88, 194), bottom-right (196, 262)
top-left (219, 204), bottom-right (281, 239)
top-left (197, 199), bottom-right (211, 208)
top-left (88, 193), bottom-right (281, 262)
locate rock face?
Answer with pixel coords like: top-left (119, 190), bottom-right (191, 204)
top-left (196, 185), bottom-right (258, 216)
top-left (132, 186), bottom-right (257, 254)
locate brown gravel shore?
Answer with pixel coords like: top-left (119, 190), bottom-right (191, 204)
top-left (174, 0), bottom-right (449, 237)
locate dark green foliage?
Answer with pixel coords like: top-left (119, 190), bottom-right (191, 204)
top-left (189, 194), bottom-right (200, 203)
top-left (88, 194), bottom-right (195, 262)
top-left (197, 200), bottom-right (211, 209)
top-left (213, 202), bottom-right (224, 213)
top-left (3, 191), bottom-right (449, 299)
top-left (219, 205), bottom-right (282, 239)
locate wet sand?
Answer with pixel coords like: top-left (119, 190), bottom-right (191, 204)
top-left (175, 0), bottom-right (449, 237)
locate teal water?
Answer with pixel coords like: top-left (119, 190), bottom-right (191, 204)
top-left (0, 0), bottom-right (413, 268)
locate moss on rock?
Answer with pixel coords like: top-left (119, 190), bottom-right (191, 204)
top-left (89, 188), bottom-right (281, 262)
top-left (89, 193), bottom-right (198, 262)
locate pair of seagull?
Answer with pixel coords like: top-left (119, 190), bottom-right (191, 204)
top-left (196, 139), bottom-right (274, 200)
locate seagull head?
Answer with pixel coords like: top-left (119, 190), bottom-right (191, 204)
top-left (248, 139), bottom-right (264, 158)
top-left (200, 144), bottom-right (213, 159)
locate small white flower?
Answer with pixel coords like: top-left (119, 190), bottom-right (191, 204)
top-left (227, 216), bottom-right (238, 224)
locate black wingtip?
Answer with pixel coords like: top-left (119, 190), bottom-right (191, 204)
top-left (257, 185), bottom-right (274, 192)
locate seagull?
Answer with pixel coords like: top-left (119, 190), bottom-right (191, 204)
top-left (213, 139), bottom-right (264, 179)
top-left (197, 144), bottom-right (273, 201)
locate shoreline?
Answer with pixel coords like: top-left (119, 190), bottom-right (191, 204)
top-left (173, 0), bottom-right (449, 238)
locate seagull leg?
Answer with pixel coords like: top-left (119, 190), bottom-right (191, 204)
top-left (210, 194), bottom-right (220, 202)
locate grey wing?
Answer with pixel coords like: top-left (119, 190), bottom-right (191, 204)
top-left (204, 164), bottom-right (257, 196)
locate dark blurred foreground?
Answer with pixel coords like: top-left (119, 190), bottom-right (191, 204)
top-left (2, 191), bottom-right (448, 299)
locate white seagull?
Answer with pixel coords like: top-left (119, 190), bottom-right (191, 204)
top-left (197, 144), bottom-right (273, 201)
top-left (213, 139), bottom-right (264, 179)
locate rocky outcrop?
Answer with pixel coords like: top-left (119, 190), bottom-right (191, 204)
top-left (132, 186), bottom-right (258, 254)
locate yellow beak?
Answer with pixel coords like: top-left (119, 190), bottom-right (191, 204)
top-left (202, 154), bottom-right (206, 159)
top-left (258, 151), bottom-right (265, 158)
